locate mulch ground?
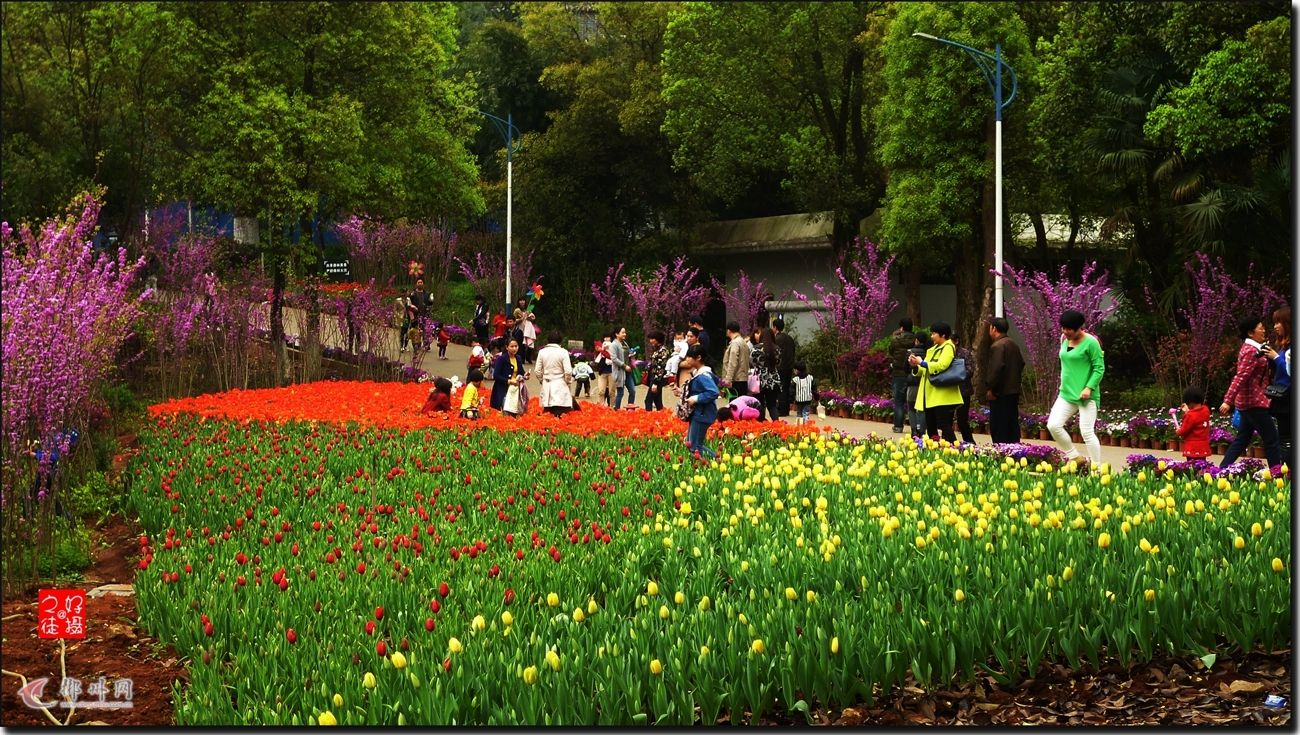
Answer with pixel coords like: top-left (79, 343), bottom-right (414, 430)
top-left (0, 515), bottom-right (183, 727)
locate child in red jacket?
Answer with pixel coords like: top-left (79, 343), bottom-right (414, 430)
top-left (1172, 386), bottom-right (1211, 460)
top-left (435, 322), bottom-right (451, 360)
top-left (421, 378), bottom-right (454, 417)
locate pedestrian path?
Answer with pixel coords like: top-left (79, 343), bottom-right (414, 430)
top-left (329, 323), bottom-right (1186, 470)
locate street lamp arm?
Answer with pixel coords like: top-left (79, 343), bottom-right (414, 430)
top-left (910, 32), bottom-right (1018, 113)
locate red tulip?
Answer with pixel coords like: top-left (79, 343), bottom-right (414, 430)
top-left (375, 606), bottom-right (385, 621)
top-left (424, 617), bottom-right (435, 631)
top-left (439, 582), bottom-right (450, 598)
top-left (503, 588), bottom-right (516, 605)
top-left (286, 628), bottom-right (298, 644)
top-left (376, 640), bottom-right (387, 656)
top-left (365, 620), bottom-right (376, 636)
top-left (356, 561), bottom-right (366, 574)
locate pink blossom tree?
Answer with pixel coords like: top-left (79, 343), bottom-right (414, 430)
top-left (622, 256), bottom-right (712, 343)
top-left (335, 215), bottom-right (460, 304)
top-left (1149, 253), bottom-right (1286, 398)
top-left (2, 190), bottom-right (148, 549)
top-left (998, 261), bottom-right (1120, 408)
top-left (454, 249), bottom-right (537, 311)
top-left (589, 263), bottom-right (626, 325)
top-left (710, 270), bottom-right (770, 334)
top-left (793, 238), bottom-right (897, 351)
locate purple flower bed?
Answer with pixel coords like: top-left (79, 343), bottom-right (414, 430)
top-left (1124, 454), bottom-right (1276, 479)
top-left (444, 324), bottom-right (471, 345)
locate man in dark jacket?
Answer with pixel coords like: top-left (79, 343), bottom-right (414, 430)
top-left (689, 316), bottom-right (712, 362)
top-left (772, 317), bottom-right (797, 418)
top-left (982, 316), bottom-right (1025, 444)
top-left (888, 318), bottom-right (916, 433)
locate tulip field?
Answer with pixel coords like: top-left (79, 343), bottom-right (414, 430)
top-left (126, 384), bottom-right (1292, 725)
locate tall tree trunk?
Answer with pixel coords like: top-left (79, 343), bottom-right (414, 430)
top-left (269, 255), bottom-right (290, 386)
top-left (904, 261), bottom-right (922, 326)
top-left (301, 215), bottom-right (322, 383)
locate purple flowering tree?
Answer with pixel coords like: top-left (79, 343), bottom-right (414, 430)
top-left (454, 249), bottom-right (537, 310)
top-left (793, 238), bottom-right (897, 351)
top-left (142, 233), bottom-right (221, 397)
top-left (998, 261), bottom-right (1120, 409)
top-left (710, 270), bottom-right (770, 334)
top-left (1151, 253), bottom-right (1285, 398)
top-left (335, 215), bottom-right (461, 304)
top-left (2, 190), bottom-right (148, 550)
top-left (590, 263), bottom-right (627, 325)
top-left (622, 256), bottom-right (712, 343)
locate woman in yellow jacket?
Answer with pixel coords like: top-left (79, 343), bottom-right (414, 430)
top-left (906, 321), bottom-right (963, 443)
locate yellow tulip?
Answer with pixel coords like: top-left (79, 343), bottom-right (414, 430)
top-left (650, 659), bottom-right (663, 675)
top-left (698, 595), bottom-right (711, 612)
top-left (547, 592), bottom-right (559, 608)
top-left (545, 649), bottom-right (561, 672)
top-left (830, 636), bottom-right (840, 655)
top-left (448, 637), bottom-right (463, 654)
top-left (647, 581), bottom-right (659, 596)
top-left (806, 590), bottom-right (817, 604)
top-left (659, 605), bottom-right (670, 620)
top-left (674, 591), bottom-right (685, 605)
top-left (1139, 538), bottom-right (1152, 553)
top-left (471, 615), bottom-right (486, 631)
top-left (390, 651), bottom-right (407, 670)
top-left (1234, 536), bottom-right (1246, 550)
top-left (318, 710), bottom-right (337, 726)
top-left (751, 638), bottom-right (765, 655)
top-left (588, 598), bottom-right (599, 615)
top-left (1252, 522), bottom-right (1263, 537)
top-left (1062, 566), bottom-right (1073, 582)
top-left (523, 665), bottom-right (538, 685)
top-left (1098, 532), bottom-right (1111, 549)
top-left (502, 611), bottom-right (514, 626)
top-left (362, 672), bottom-right (377, 689)
top-left (573, 608), bottom-right (585, 623)
top-left (1144, 589), bottom-right (1155, 602)
top-left (679, 501), bottom-right (692, 515)
top-left (332, 693), bottom-right (343, 709)
top-left (699, 645), bottom-right (710, 657)
top-left (1272, 558), bottom-right (1285, 573)
top-left (784, 587), bottom-right (797, 601)
top-left (954, 588), bottom-right (966, 602)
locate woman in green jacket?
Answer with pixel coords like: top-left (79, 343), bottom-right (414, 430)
top-left (907, 322), bottom-right (964, 443)
top-left (1046, 309), bottom-right (1105, 467)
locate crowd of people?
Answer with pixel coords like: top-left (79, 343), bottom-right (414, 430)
top-left (412, 287), bottom-right (1292, 472)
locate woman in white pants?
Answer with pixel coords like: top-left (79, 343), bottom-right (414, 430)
top-left (1046, 309), bottom-right (1106, 468)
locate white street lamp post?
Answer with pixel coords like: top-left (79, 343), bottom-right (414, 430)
top-left (912, 32), bottom-right (1019, 317)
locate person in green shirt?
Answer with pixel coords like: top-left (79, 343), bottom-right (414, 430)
top-left (1046, 309), bottom-right (1105, 467)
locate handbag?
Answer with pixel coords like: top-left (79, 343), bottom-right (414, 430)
top-left (1265, 382), bottom-right (1290, 400)
top-left (747, 369), bottom-right (761, 394)
top-left (503, 384), bottom-right (521, 414)
top-left (929, 357), bottom-right (968, 387)
top-left (517, 383), bottom-right (530, 414)
top-left (675, 400), bottom-right (693, 421)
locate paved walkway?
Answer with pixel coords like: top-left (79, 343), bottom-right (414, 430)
top-left (294, 313), bottom-right (1185, 470)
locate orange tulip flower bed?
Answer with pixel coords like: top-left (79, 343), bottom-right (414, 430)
top-left (148, 380), bottom-right (825, 441)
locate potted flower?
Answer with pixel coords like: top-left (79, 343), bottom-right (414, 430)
top-left (851, 400), bottom-right (867, 419)
top-left (1105, 418), bottom-right (1129, 447)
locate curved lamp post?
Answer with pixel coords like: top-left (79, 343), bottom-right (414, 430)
top-left (911, 32), bottom-right (1018, 318)
top-left (475, 110), bottom-right (522, 309)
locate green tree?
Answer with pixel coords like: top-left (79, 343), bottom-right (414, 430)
top-left (662, 1), bottom-right (888, 251)
top-left (509, 2), bottom-right (704, 334)
top-left (173, 1), bottom-right (483, 383)
top-left (875, 2), bottom-right (1033, 365)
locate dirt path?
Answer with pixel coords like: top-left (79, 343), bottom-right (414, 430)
top-left (0, 515), bottom-right (184, 727)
